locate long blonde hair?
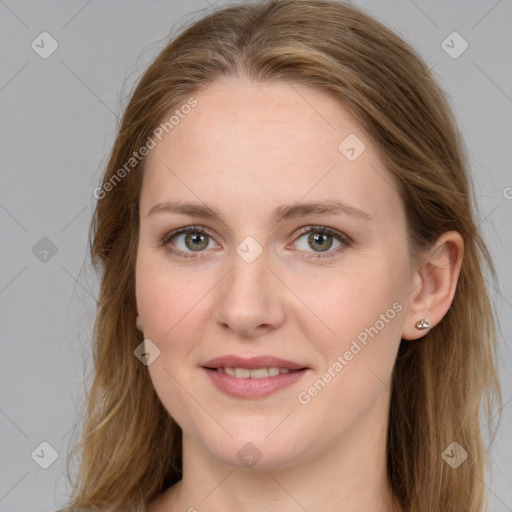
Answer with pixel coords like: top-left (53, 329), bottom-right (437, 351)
top-left (68, 1), bottom-right (501, 510)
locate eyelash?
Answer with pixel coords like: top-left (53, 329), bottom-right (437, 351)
top-left (160, 225), bottom-right (352, 260)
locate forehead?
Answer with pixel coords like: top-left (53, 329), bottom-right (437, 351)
top-left (141, 78), bottom-right (401, 222)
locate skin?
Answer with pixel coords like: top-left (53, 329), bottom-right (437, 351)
top-left (135, 76), bottom-right (463, 512)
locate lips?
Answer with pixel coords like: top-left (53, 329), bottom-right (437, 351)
top-left (201, 355), bottom-right (310, 398)
top-left (201, 355), bottom-right (308, 371)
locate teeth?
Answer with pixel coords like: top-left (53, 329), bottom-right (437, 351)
top-left (247, 367), bottom-right (268, 378)
top-left (235, 368), bottom-right (251, 378)
top-left (217, 367), bottom-right (293, 378)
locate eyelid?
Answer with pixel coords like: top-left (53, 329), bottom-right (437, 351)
top-left (162, 225), bottom-right (214, 245)
top-left (291, 225), bottom-right (352, 244)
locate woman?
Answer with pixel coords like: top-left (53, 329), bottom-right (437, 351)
top-left (62, 1), bottom-right (501, 511)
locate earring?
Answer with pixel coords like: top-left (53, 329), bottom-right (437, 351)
top-left (415, 318), bottom-right (430, 330)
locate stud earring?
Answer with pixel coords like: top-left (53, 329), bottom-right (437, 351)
top-left (415, 318), bottom-right (430, 330)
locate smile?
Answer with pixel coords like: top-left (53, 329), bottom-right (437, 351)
top-left (215, 367), bottom-right (294, 378)
top-left (201, 354), bottom-right (310, 398)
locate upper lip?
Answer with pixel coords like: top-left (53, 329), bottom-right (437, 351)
top-left (202, 355), bottom-right (308, 370)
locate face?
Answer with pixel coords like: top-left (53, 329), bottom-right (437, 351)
top-left (135, 78), bottom-right (417, 470)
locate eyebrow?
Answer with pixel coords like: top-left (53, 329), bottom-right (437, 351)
top-left (146, 200), bottom-right (373, 223)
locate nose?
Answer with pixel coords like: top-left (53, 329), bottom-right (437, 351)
top-left (214, 249), bottom-right (286, 339)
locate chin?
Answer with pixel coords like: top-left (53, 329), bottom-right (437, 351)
top-left (195, 423), bottom-right (312, 472)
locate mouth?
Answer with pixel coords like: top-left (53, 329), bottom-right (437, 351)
top-left (203, 366), bottom-right (304, 378)
top-left (200, 355), bottom-right (310, 399)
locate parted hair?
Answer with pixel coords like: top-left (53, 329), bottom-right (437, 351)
top-left (67, 1), bottom-right (501, 511)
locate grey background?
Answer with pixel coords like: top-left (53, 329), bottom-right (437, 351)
top-left (0, 0), bottom-right (511, 510)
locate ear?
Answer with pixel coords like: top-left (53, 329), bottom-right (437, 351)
top-left (136, 314), bottom-right (144, 332)
top-left (402, 230), bottom-right (464, 340)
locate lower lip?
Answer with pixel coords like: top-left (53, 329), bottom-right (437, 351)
top-left (203, 368), bottom-right (308, 399)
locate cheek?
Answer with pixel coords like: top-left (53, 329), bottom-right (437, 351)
top-left (136, 234), bottom-right (410, 422)
top-left (292, 287), bottom-right (404, 446)
top-left (135, 250), bottom-right (214, 341)
top-left (135, 255), bottom-right (214, 430)
top-left (293, 255), bottom-right (406, 345)
top-left (293, 254), bottom-right (407, 404)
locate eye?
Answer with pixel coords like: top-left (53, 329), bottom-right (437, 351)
top-left (162, 226), bottom-right (219, 258)
top-left (291, 226), bottom-right (351, 258)
top-left (161, 225), bottom-right (351, 260)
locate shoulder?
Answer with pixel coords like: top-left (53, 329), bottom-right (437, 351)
top-left (54, 508), bottom-right (102, 512)
top-left (55, 504), bottom-right (146, 512)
